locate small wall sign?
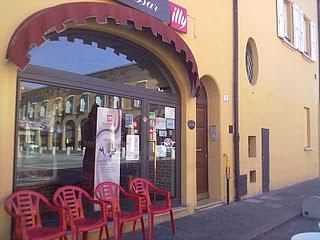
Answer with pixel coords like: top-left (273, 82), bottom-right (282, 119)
top-left (117, 0), bottom-right (170, 23)
top-left (188, 120), bottom-right (195, 129)
top-left (169, 2), bottom-right (187, 33)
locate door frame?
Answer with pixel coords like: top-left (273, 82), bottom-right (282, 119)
top-left (196, 101), bottom-right (209, 200)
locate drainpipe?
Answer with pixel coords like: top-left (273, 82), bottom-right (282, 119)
top-left (317, 0), bottom-right (320, 177)
top-left (233, 0), bottom-right (241, 201)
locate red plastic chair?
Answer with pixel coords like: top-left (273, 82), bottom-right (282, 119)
top-left (4, 190), bottom-right (67, 240)
top-left (129, 178), bottom-right (175, 239)
top-left (53, 186), bottom-right (109, 240)
top-left (94, 182), bottom-right (145, 240)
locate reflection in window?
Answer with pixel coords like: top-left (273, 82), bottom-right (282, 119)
top-left (53, 98), bottom-right (62, 116)
top-left (40, 101), bottom-right (47, 117)
top-left (79, 94), bottom-right (89, 113)
top-left (65, 96), bottom-right (74, 114)
top-left (28, 103), bottom-right (35, 119)
top-left (16, 81), bottom-right (144, 224)
top-left (29, 31), bottom-right (177, 94)
top-left (95, 95), bottom-right (104, 107)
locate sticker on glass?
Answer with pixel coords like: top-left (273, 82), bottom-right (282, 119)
top-left (164, 138), bottom-right (174, 148)
top-left (156, 117), bottom-right (166, 130)
top-left (158, 130), bottom-right (167, 137)
top-left (125, 114), bottom-right (133, 128)
top-left (165, 107), bottom-right (175, 119)
top-left (166, 118), bottom-right (175, 129)
top-left (156, 145), bottom-right (167, 157)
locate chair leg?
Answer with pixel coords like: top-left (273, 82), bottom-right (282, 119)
top-left (105, 225), bottom-right (110, 240)
top-left (140, 217), bottom-right (146, 240)
top-left (116, 219), bottom-right (121, 240)
top-left (75, 231), bottom-right (80, 240)
top-left (83, 231), bottom-right (88, 240)
top-left (98, 227), bottom-right (103, 240)
top-left (148, 213), bottom-right (154, 240)
top-left (120, 223), bottom-right (124, 238)
top-left (170, 210), bottom-right (176, 234)
top-left (132, 220), bottom-right (137, 234)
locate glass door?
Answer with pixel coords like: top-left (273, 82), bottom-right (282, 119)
top-left (146, 102), bottom-right (179, 204)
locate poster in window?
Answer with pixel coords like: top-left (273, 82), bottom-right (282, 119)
top-left (165, 107), bottom-right (175, 119)
top-left (149, 112), bottom-right (156, 119)
top-left (158, 130), bottom-right (167, 137)
top-left (166, 118), bottom-right (175, 129)
top-left (126, 135), bottom-right (140, 161)
top-left (156, 117), bottom-right (166, 130)
top-left (156, 145), bottom-right (167, 157)
top-left (95, 107), bottom-right (122, 190)
top-left (125, 114), bottom-right (133, 128)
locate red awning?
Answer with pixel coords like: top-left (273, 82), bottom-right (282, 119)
top-left (6, 2), bottom-right (200, 96)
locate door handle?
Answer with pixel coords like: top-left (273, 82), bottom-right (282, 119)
top-left (196, 148), bottom-right (202, 152)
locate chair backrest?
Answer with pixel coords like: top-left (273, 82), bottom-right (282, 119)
top-left (95, 182), bottom-right (123, 216)
top-left (4, 190), bottom-right (45, 232)
top-left (129, 178), bottom-right (152, 212)
top-left (53, 186), bottom-right (86, 220)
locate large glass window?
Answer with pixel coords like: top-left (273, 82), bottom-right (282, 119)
top-left (16, 81), bottom-right (144, 211)
top-left (14, 29), bottom-right (180, 229)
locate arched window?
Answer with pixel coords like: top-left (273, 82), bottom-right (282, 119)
top-left (79, 94), bottom-right (89, 113)
top-left (65, 96), bottom-right (74, 114)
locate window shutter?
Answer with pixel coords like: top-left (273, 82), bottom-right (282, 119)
top-left (299, 9), bottom-right (305, 52)
top-left (277, 0), bottom-right (285, 38)
top-left (310, 21), bottom-right (316, 61)
top-left (293, 3), bottom-right (300, 49)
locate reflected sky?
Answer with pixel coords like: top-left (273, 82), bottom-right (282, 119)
top-left (29, 37), bottom-right (132, 75)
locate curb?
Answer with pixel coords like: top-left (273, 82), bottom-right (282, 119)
top-left (239, 211), bottom-right (301, 240)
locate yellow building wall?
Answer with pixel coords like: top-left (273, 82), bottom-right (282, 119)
top-left (0, 0), bottom-right (234, 238)
top-left (0, 0), bottom-right (318, 238)
top-left (238, 0), bottom-right (319, 196)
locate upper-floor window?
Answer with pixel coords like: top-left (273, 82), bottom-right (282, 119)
top-left (40, 101), bottom-right (48, 117)
top-left (28, 103), bottom-right (36, 119)
top-left (79, 94), bottom-right (89, 113)
top-left (53, 98), bottom-right (63, 116)
top-left (65, 96), bottom-right (74, 114)
top-left (95, 95), bottom-right (104, 107)
top-left (277, 0), bottom-right (316, 61)
top-left (283, 0), bottom-right (294, 43)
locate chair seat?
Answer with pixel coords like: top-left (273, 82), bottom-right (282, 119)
top-left (151, 204), bottom-right (171, 214)
top-left (117, 211), bottom-right (142, 221)
top-left (26, 226), bottom-right (66, 240)
top-left (74, 217), bottom-right (105, 231)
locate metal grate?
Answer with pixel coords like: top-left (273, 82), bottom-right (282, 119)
top-left (246, 42), bottom-right (254, 83)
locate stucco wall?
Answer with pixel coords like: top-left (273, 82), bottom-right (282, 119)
top-left (0, 0), bottom-right (318, 238)
top-left (238, 0), bottom-right (319, 196)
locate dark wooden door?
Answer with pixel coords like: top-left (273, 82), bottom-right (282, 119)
top-left (196, 103), bottom-right (208, 199)
top-left (262, 128), bottom-right (270, 193)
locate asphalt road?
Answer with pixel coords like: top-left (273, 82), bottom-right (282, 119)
top-left (17, 151), bottom-right (84, 171)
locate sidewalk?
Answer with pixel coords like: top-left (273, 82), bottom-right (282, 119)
top-left (123, 178), bottom-right (320, 240)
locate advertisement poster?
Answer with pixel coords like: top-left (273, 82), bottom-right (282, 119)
top-left (165, 107), bottom-right (175, 119)
top-left (156, 117), bottom-right (166, 130)
top-left (126, 135), bottom-right (140, 161)
top-left (125, 114), bottom-right (133, 128)
top-left (94, 107), bottom-right (122, 190)
top-left (166, 118), bottom-right (175, 129)
top-left (157, 145), bottom-right (167, 157)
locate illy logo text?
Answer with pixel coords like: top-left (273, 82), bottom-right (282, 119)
top-left (135, 0), bottom-right (159, 12)
top-left (170, 3), bottom-right (187, 33)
